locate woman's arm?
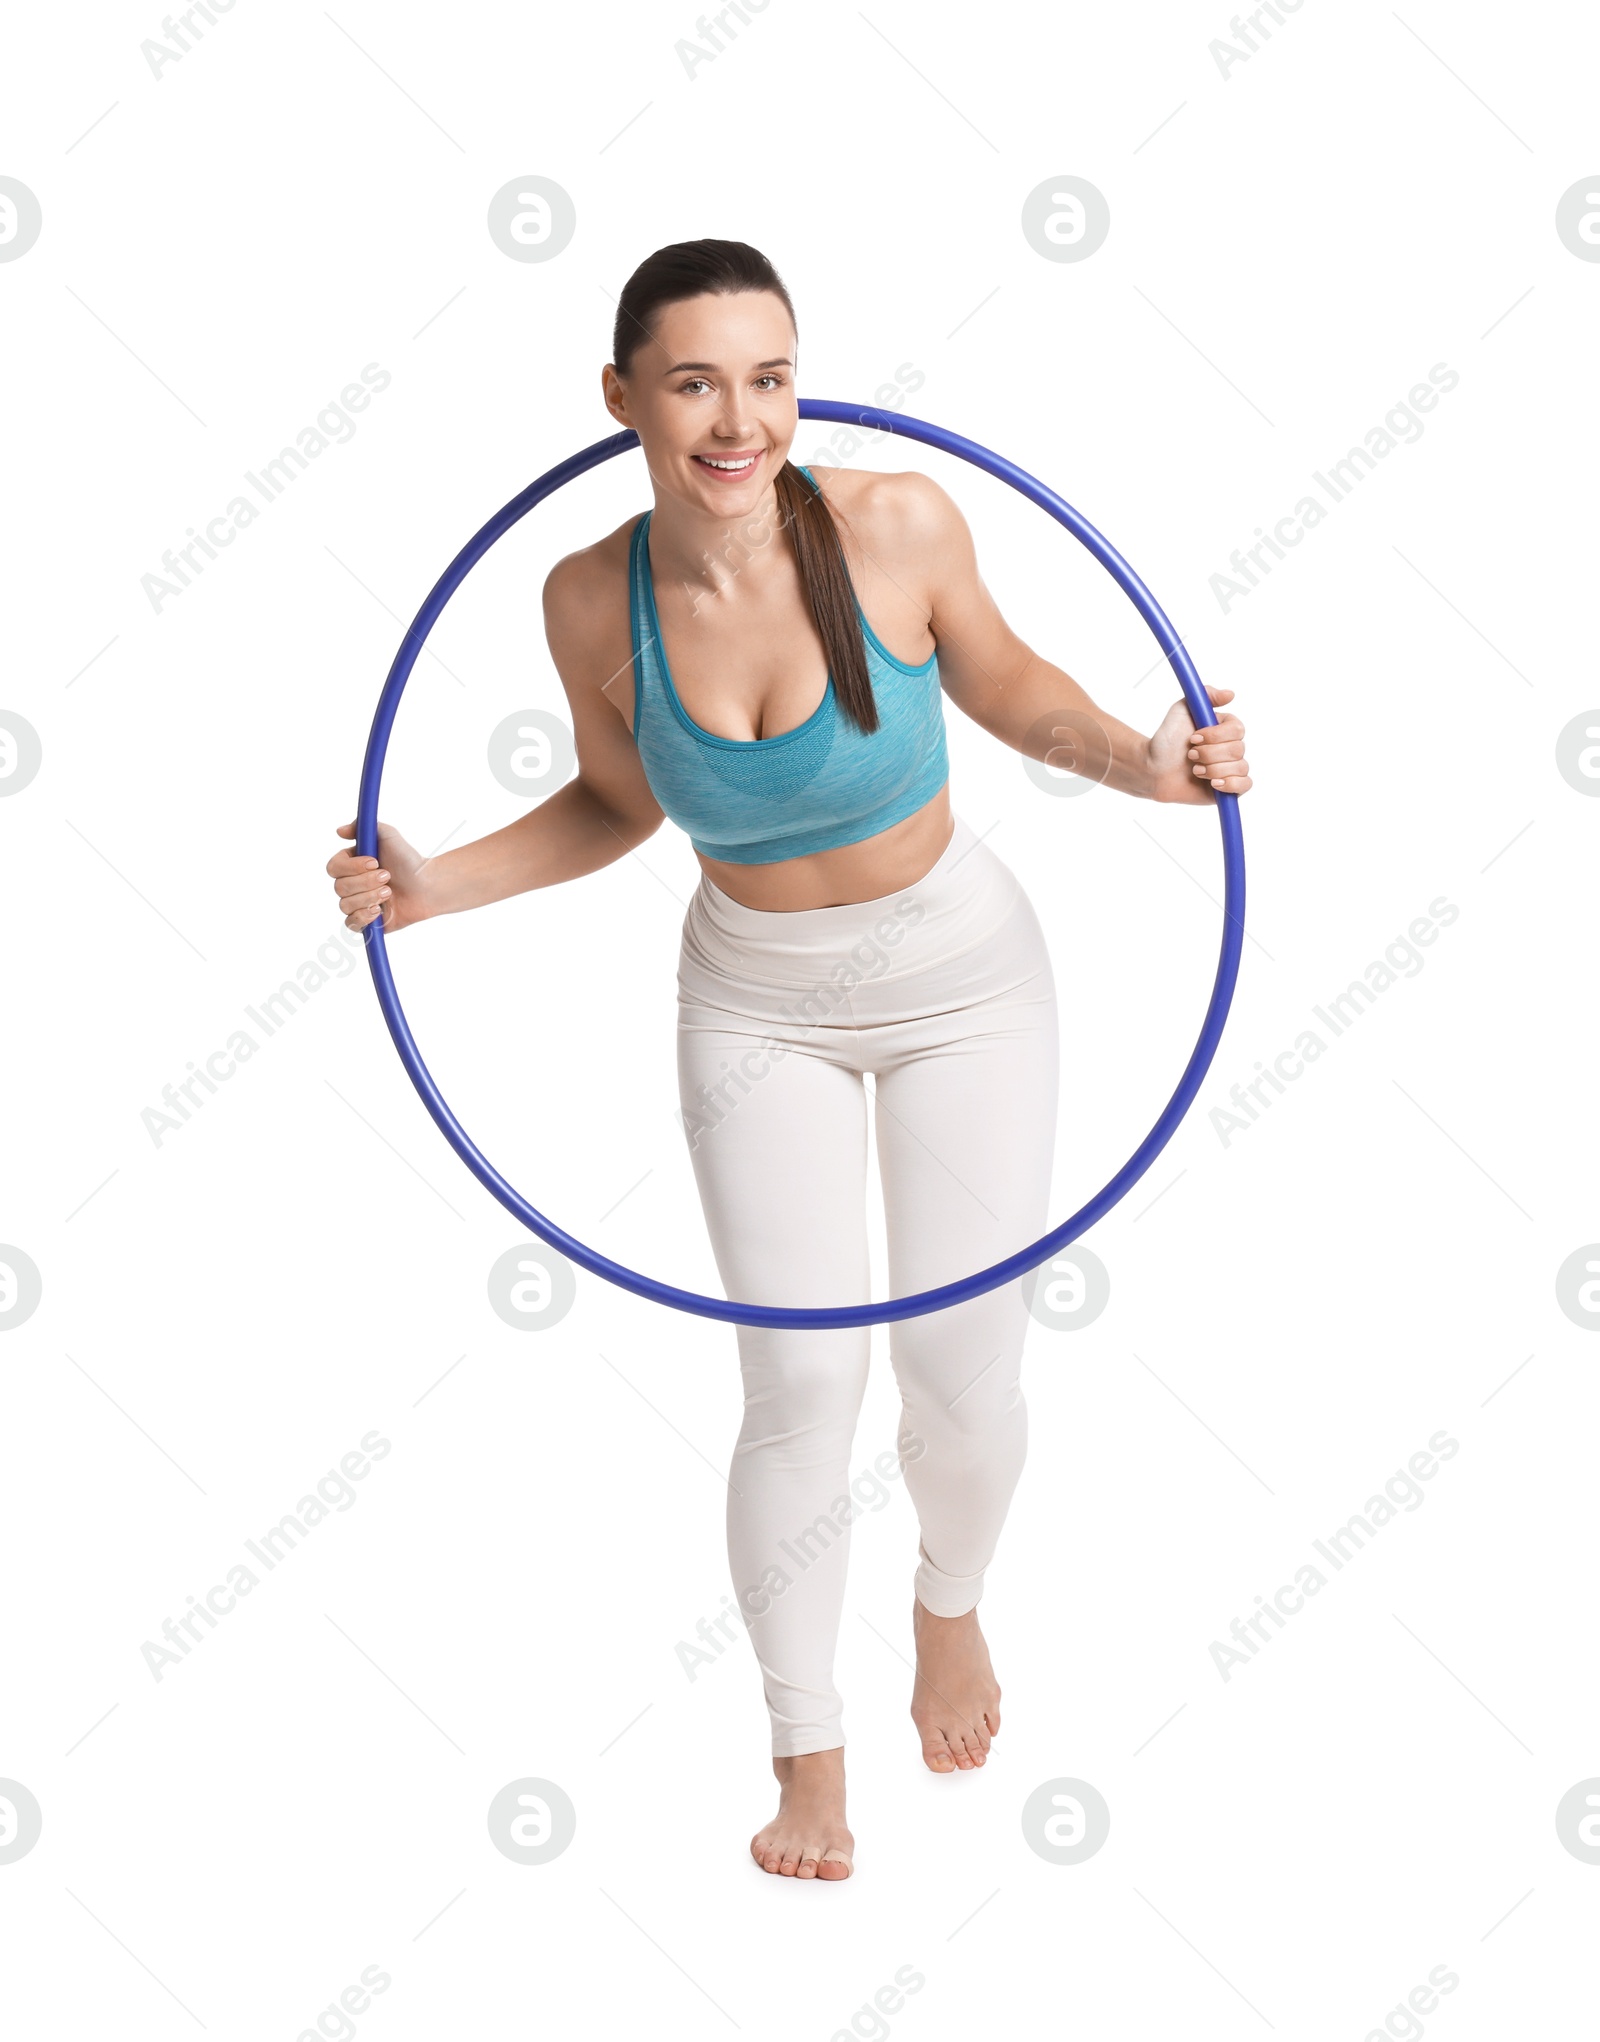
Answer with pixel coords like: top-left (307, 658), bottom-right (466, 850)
top-left (329, 536), bottom-right (664, 934)
top-left (882, 473), bottom-right (1252, 803)
top-left (415, 544), bottom-right (664, 917)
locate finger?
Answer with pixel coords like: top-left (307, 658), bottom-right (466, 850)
top-left (325, 843), bottom-right (381, 873)
top-left (1188, 727), bottom-right (1243, 751)
top-left (336, 821), bottom-right (355, 838)
top-left (331, 865), bottom-right (389, 892)
top-left (344, 901), bottom-right (387, 931)
top-left (1205, 770), bottom-right (1252, 793)
top-left (1192, 758), bottom-right (1248, 780)
top-left (1206, 686), bottom-right (1235, 704)
top-left (1188, 741), bottom-right (1245, 765)
top-left (336, 883), bottom-right (392, 912)
top-left (334, 882), bottom-right (391, 911)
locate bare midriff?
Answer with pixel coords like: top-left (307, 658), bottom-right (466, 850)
top-left (693, 782), bottom-right (954, 911)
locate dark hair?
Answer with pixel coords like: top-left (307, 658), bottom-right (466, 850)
top-left (611, 238), bottom-right (878, 735)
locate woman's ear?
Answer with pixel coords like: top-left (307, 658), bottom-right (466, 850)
top-left (601, 363), bottom-right (631, 427)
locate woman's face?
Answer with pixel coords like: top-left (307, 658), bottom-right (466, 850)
top-left (603, 289), bottom-right (798, 514)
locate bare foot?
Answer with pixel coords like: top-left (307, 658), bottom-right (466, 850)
top-left (910, 1597), bottom-right (1001, 1773)
top-left (749, 1747), bottom-right (854, 1879)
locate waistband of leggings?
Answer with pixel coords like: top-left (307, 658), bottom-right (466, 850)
top-left (690, 811), bottom-right (980, 947)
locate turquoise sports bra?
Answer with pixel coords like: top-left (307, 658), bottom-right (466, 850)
top-left (626, 467), bottom-right (949, 865)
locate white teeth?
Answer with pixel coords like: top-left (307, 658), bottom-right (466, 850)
top-left (699, 455), bottom-right (756, 470)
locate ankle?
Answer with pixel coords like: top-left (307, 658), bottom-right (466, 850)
top-left (914, 1598), bottom-right (977, 1635)
top-left (773, 1746), bottom-right (845, 1783)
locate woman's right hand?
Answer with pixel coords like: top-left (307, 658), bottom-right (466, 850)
top-left (327, 820), bottom-right (429, 933)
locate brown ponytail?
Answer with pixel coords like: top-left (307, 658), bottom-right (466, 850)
top-left (612, 239), bottom-right (879, 736)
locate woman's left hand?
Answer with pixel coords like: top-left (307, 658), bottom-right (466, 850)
top-left (1147, 684), bottom-right (1252, 802)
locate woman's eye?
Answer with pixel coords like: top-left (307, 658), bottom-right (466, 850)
top-left (755, 375), bottom-right (783, 390)
top-left (681, 378), bottom-right (711, 395)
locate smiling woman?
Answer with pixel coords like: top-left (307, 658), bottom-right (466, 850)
top-left (326, 234), bottom-right (1252, 1887)
top-left (605, 241), bottom-right (886, 749)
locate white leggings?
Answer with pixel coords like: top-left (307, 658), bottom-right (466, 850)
top-left (676, 812), bottom-right (1060, 1756)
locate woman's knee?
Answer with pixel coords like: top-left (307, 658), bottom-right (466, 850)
top-left (911, 1384), bottom-right (1026, 1459)
top-left (735, 1333), bottom-right (871, 1450)
top-left (891, 1307), bottom-right (1026, 1411)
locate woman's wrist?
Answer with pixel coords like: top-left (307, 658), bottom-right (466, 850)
top-left (405, 850), bottom-right (473, 922)
top-left (1141, 738), bottom-right (1206, 805)
top-left (1134, 737), bottom-right (1164, 800)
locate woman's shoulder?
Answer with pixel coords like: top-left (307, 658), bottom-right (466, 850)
top-left (803, 462), bottom-right (963, 547)
top-left (802, 464), bottom-right (967, 592)
top-left (541, 515), bottom-right (640, 647)
top-left (541, 514), bottom-right (643, 695)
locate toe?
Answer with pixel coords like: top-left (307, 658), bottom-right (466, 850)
top-left (797, 1853), bottom-right (820, 1879)
top-left (923, 1735), bottom-right (957, 1773)
top-left (819, 1849), bottom-right (853, 1879)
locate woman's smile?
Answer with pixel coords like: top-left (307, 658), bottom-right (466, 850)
top-left (692, 447), bottom-right (765, 481)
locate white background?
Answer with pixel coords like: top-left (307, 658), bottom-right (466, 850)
top-left (3, 0), bottom-right (1597, 2035)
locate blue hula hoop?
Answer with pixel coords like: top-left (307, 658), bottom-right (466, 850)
top-left (358, 400), bottom-right (1245, 1329)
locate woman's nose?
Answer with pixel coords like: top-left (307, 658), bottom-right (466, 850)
top-left (713, 399), bottom-right (753, 439)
